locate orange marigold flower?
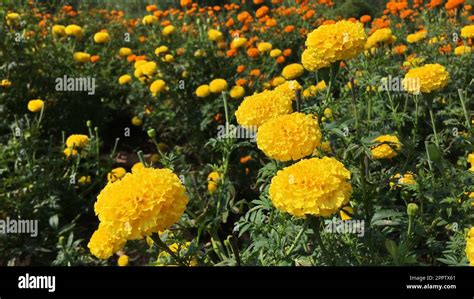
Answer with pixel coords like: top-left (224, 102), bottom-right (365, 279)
top-left (250, 69), bottom-right (261, 76)
top-left (90, 55), bottom-right (100, 63)
top-left (146, 5), bottom-right (157, 12)
top-left (284, 25), bottom-right (295, 33)
top-left (236, 78), bottom-right (247, 86)
top-left (247, 47), bottom-right (259, 58)
top-left (283, 48), bottom-right (292, 57)
top-left (360, 15), bottom-right (371, 23)
top-left (237, 65), bottom-right (246, 73)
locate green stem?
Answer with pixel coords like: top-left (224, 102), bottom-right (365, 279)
top-left (151, 234), bottom-right (187, 266)
top-left (308, 216), bottom-right (329, 263)
top-left (285, 222), bottom-right (307, 257)
top-left (457, 89), bottom-right (471, 129)
top-left (429, 108), bottom-right (439, 147)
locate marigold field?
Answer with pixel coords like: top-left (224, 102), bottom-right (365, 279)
top-left (1, 0), bottom-right (474, 267)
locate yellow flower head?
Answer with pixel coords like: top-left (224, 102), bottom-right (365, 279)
top-left (63, 147), bottom-right (78, 157)
top-left (365, 28), bottom-right (392, 49)
top-left (235, 80), bottom-right (301, 128)
top-left (302, 20), bottom-right (367, 71)
top-left (466, 227), bottom-right (474, 266)
top-left (257, 112), bottom-right (322, 161)
top-left (402, 63), bottom-right (449, 94)
top-left (52, 25), bottom-right (66, 37)
top-left (270, 49), bottom-right (282, 57)
top-left (66, 134), bottom-right (89, 148)
top-left (119, 75), bottom-right (132, 85)
top-left (208, 29), bottom-right (224, 42)
top-left (406, 30), bottom-right (427, 43)
top-left (461, 25), bottom-right (474, 39)
top-left (73, 52), bottom-right (91, 63)
top-left (230, 37), bottom-right (248, 49)
top-left (94, 31), bottom-right (110, 44)
top-left (117, 255), bottom-right (129, 266)
top-left (257, 42), bottom-right (273, 53)
top-left (209, 78), bottom-right (228, 93)
top-left (162, 25), bottom-right (176, 36)
top-left (65, 24), bottom-right (84, 39)
top-left (1, 79), bottom-right (12, 87)
top-left (6, 12), bottom-right (20, 26)
top-left (229, 86), bottom-right (245, 99)
top-left (89, 167), bottom-right (188, 259)
top-left (142, 15), bottom-right (158, 25)
top-left (454, 46), bottom-right (472, 56)
top-left (150, 79), bottom-right (166, 96)
top-left (468, 153), bottom-right (474, 171)
top-left (131, 116), bottom-right (142, 126)
top-left (282, 63), bottom-right (304, 80)
top-left (107, 167), bottom-right (126, 183)
top-left (119, 47), bottom-right (132, 57)
top-left (269, 157), bottom-right (352, 217)
top-left (371, 135), bottom-right (401, 160)
top-left (196, 84), bottom-right (211, 98)
top-left (27, 99), bottom-right (44, 113)
top-left (155, 45), bottom-right (169, 55)
top-left (389, 172), bottom-right (416, 189)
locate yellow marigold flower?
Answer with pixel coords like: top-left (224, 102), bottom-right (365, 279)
top-left (93, 31), bottom-right (110, 44)
top-left (270, 49), bottom-right (282, 57)
top-left (131, 162), bottom-right (145, 173)
top-left (371, 135), bottom-right (401, 160)
top-left (323, 107), bottom-right (333, 118)
top-left (209, 78), bottom-right (228, 93)
top-left (89, 167), bottom-right (188, 259)
top-left (282, 63), bottom-right (304, 80)
top-left (269, 157), bottom-right (352, 217)
top-left (194, 49), bottom-right (206, 57)
top-left (235, 80), bottom-right (301, 128)
top-left (119, 75), bottom-right (132, 85)
top-left (402, 64), bottom-right (449, 94)
top-left (208, 29), bottom-right (224, 42)
top-left (88, 225), bottom-right (125, 260)
top-left (27, 99), bottom-right (44, 113)
top-left (461, 25), bottom-right (474, 39)
top-left (6, 12), bottom-right (20, 26)
top-left (454, 46), bottom-right (472, 56)
top-left (65, 24), bottom-right (84, 39)
top-left (117, 255), bottom-right (129, 266)
top-left (150, 79), bottom-right (166, 96)
top-left (406, 30), bottom-right (427, 43)
top-left (107, 167), bottom-right (126, 183)
top-left (207, 171), bottom-right (222, 194)
top-left (119, 47), bottom-right (132, 57)
top-left (66, 134), bottom-right (89, 148)
top-left (365, 28), bottom-right (392, 49)
top-left (466, 227), bottom-right (474, 266)
top-left (390, 172), bottom-right (416, 189)
top-left (162, 25), bottom-right (176, 36)
top-left (142, 15), bottom-right (158, 25)
top-left (78, 176), bottom-right (91, 185)
top-left (195, 85), bottom-right (211, 98)
top-left (131, 116), bottom-right (142, 126)
top-left (272, 76), bottom-right (286, 87)
top-left (257, 42), bottom-right (273, 52)
top-left (468, 153), bottom-right (474, 171)
top-left (340, 206), bottom-right (353, 221)
top-left (155, 45), bottom-right (169, 55)
top-left (229, 86), bottom-right (245, 99)
top-left (52, 25), bottom-right (66, 37)
top-left (63, 147), bottom-right (78, 157)
top-left (1, 79), bottom-right (12, 87)
top-left (164, 54), bottom-right (174, 62)
top-left (73, 52), bottom-right (91, 63)
top-left (257, 113), bottom-right (322, 161)
top-left (230, 37), bottom-right (248, 49)
top-left (302, 20), bottom-right (367, 71)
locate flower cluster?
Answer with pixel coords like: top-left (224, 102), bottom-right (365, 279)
top-left (402, 64), bottom-right (450, 94)
top-left (371, 135), bottom-right (402, 160)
